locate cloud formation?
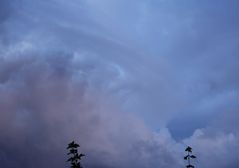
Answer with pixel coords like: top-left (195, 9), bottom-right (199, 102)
top-left (0, 0), bottom-right (239, 168)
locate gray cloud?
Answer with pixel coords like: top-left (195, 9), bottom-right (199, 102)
top-left (0, 54), bottom-right (180, 168)
top-left (0, 0), bottom-right (239, 168)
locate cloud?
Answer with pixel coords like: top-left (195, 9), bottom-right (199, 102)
top-left (0, 0), bottom-right (239, 168)
top-left (0, 53), bottom-right (180, 168)
top-left (184, 129), bottom-right (239, 168)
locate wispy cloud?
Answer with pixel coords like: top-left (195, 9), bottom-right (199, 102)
top-left (0, 0), bottom-right (239, 168)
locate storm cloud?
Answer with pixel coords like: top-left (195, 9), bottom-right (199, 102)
top-left (0, 0), bottom-right (239, 168)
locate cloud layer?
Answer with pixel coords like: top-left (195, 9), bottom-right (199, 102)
top-left (0, 0), bottom-right (239, 168)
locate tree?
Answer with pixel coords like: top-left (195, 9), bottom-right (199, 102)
top-left (67, 141), bottom-right (85, 168)
top-left (184, 146), bottom-right (196, 168)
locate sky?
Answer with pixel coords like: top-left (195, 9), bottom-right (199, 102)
top-left (0, 0), bottom-right (239, 168)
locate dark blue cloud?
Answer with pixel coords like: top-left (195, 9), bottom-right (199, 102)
top-left (0, 0), bottom-right (239, 168)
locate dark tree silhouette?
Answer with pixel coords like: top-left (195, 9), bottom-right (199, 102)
top-left (184, 146), bottom-right (196, 168)
top-left (67, 141), bottom-right (85, 168)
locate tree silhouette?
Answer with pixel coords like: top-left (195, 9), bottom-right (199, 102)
top-left (67, 141), bottom-right (85, 168)
top-left (184, 146), bottom-right (196, 168)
